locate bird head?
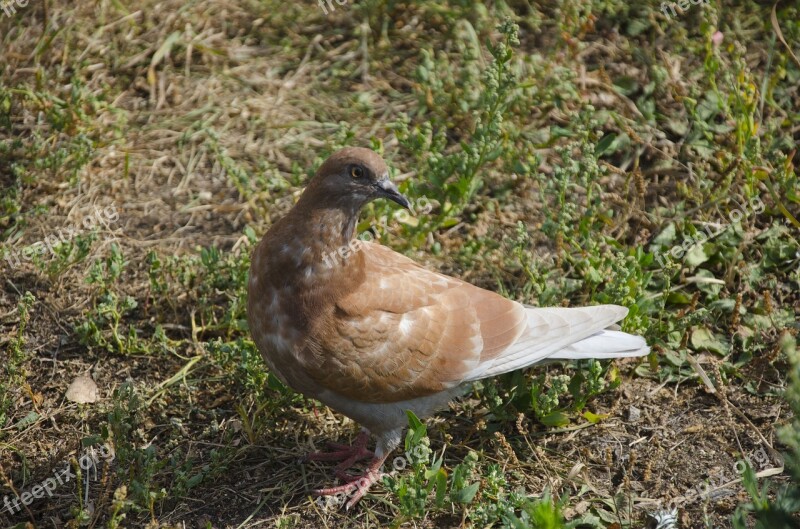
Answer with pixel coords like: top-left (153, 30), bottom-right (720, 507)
top-left (308, 147), bottom-right (410, 210)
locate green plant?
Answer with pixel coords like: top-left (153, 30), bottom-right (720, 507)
top-left (106, 383), bottom-right (165, 519)
top-left (383, 412), bottom-right (579, 527)
top-left (144, 231), bottom-right (254, 339)
top-left (383, 411), bottom-right (446, 518)
top-left (392, 19), bottom-right (523, 242)
top-left (207, 337), bottom-right (304, 443)
top-left (0, 78), bottom-right (110, 198)
top-left (449, 450), bottom-right (480, 505)
top-left (75, 243), bottom-right (140, 353)
top-left (31, 232), bottom-right (97, 282)
top-left (733, 332), bottom-right (800, 529)
top-left (506, 489), bottom-right (576, 529)
top-left (0, 291), bottom-right (35, 433)
top-left (531, 360), bottom-right (618, 427)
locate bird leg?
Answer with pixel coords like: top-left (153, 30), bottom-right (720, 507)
top-left (313, 452), bottom-right (390, 510)
top-left (305, 429), bottom-right (373, 475)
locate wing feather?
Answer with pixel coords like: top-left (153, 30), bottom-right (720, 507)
top-left (307, 243), bottom-right (526, 402)
top-left (305, 243), bottom-right (644, 404)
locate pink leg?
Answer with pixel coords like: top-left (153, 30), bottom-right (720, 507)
top-left (313, 453), bottom-right (390, 509)
top-left (305, 430), bottom-right (373, 473)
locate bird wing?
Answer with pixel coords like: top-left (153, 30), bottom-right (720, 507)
top-left (306, 242), bottom-right (527, 403)
top-left (306, 243), bottom-right (642, 404)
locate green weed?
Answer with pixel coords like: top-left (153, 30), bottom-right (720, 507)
top-left (733, 333), bottom-right (800, 529)
top-left (0, 292), bottom-right (35, 433)
top-left (383, 412), bottom-right (583, 527)
top-left (75, 243), bottom-right (141, 354)
top-left (391, 19), bottom-right (524, 243)
top-left (106, 383), bottom-right (163, 519)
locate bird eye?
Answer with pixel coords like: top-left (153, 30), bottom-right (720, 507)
top-left (350, 166), bottom-right (364, 179)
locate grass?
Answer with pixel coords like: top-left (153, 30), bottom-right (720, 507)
top-left (1, 0), bottom-right (798, 527)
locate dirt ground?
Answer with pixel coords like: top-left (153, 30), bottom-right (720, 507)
top-left (1, 0), bottom-right (798, 528)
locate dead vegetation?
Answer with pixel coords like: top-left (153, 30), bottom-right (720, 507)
top-left (1, 1), bottom-right (798, 528)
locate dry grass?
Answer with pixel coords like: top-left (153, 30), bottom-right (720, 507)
top-left (1, 0), bottom-right (798, 528)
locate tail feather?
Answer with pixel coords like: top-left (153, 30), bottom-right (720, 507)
top-left (548, 329), bottom-right (649, 359)
top-left (466, 304), bottom-right (648, 381)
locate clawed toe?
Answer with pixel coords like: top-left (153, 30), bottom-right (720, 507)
top-left (306, 430), bottom-right (390, 509)
top-left (304, 430), bottom-right (372, 466)
top-left (313, 470), bottom-right (384, 510)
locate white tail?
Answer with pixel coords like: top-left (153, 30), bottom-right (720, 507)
top-left (466, 304), bottom-right (649, 381)
top-left (548, 329), bottom-right (649, 359)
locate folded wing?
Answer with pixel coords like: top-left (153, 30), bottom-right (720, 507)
top-left (307, 243), bottom-right (646, 404)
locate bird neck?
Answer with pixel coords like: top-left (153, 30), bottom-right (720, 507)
top-left (292, 189), bottom-right (364, 254)
top-left (321, 208), bottom-right (360, 251)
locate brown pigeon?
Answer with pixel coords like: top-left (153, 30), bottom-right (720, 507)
top-left (247, 147), bottom-right (649, 508)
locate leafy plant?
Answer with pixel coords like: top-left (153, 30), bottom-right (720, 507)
top-left (506, 489), bottom-right (577, 529)
top-left (392, 18), bottom-right (524, 241)
top-left (106, 383), bottom-right (165, 519)
top-left (75, 243), bottom-right (141, 354)
top-left (384, 412), bottom-right (579, 527)
top-left (0, 291), bottom-right (35, 433)
top-left (31, 232), bottom-right (97, 282)
top-left (383, 411), bottom-right (447, 518)
top-left (733, 333), bottom-right (800, 529)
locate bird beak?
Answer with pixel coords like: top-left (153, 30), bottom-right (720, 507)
top-left (375, 178), bottom-right (410, 209)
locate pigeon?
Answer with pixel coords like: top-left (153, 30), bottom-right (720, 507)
top-left (247, 147), bottom-right (649, 508)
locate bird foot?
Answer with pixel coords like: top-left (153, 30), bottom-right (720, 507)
top-left (313, 467), bottom-right (386, 510)
top-left (307, 431), bottom-right (390, 508)
top-left (305, 430), bottom-right (373, 469)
